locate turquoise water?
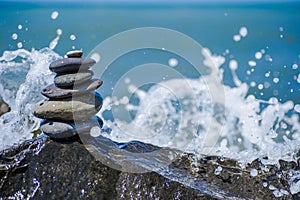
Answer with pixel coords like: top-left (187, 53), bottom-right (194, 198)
top-left (1, 2), bottom-right (300, 103)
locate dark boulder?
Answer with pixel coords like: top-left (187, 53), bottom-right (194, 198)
top-left (0, 136), bottom-right (299, 199)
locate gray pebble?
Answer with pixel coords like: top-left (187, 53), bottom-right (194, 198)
top-left (49, 58), bottom-right (96, 73)
top-left (54, 70), bottom-right (94, 88)
top-left (40, 116), bottom-right (103, 139)
top-left (42, 79), bottom-right (103, 99)
top-left (33, 92), bottom-right (103, 121)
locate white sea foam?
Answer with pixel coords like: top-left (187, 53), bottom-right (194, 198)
top-left (0, 48), bottom-right (60, 150)
top-left (97, 48), bottom-right (300, 168)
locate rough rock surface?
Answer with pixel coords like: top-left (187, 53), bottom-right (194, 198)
top-left (0, 136), bottom-right (299, 199)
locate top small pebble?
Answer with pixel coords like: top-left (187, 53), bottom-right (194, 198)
top-left (66, 50), bottom-right (83, 58)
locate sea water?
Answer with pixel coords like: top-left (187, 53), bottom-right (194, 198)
top-left (0, 1), bottom-right (300, 196)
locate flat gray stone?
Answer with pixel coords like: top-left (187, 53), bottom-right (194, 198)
top-left (66, 50), bottom-right (83, 58)
top-left (33, 92), bottom-right (102, 121)
top-left (54, 70), bottom-right (94, 88)
top-left (40, 116), bottom-right (103, 139)
top-left (49, 58), bottom-right (96, 73)
top-left (42, 79), bottom-right (103, 99)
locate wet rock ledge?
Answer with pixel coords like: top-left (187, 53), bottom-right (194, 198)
top-left (0, 137), bottom-right (300, 200)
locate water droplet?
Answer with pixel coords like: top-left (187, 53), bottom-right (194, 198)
top-left (56, 29), bottom-right (62, 35)
top-left (280, 189), bottom-right (289, 195)
top-left (18, 24), bottom-right (22, 30)
top-left (255, 52), bottom-right (262, 59)
top-left (264, 82), bottom-right (270, 88)
top-left (11, 33), bottom-right (18, 40)
top-left (265, 54), bottom-right (273, 62)
top-left (262, 181), bottom-right (268, 187)
top-left (295, 104), bottom-right (300, 113)
top-left (90, 126), bottom-right (101, 137)
top-left (269, 184), bottom-right (276, 190)
top-left (239, 26), bottom-right (248, 37)
top-left (265, 71), bottom-right (270, 77)
top-left (51, 11), bottom-right (59, 20)
top-left (292, 64), bottom-right (298, 69)
top-left (233, 34), bottom-right (241, 42)
top-left (17, 42), bottom-right (22, 48)
top-left (214, 166), bottom-right (222, 175)
top-left (250, 168), bottom-right (258, 177)
top-left (229, 60), bottom-right (238, 70)
top-left (258, 84), bottom-right (264, 90)
top-left (281, 122), bottom-right (287, 129)
top-left (168, 58), bottom-right (178, 67)
top-left (250, 81), bottom-right (256, 87)
top-left (70, 34), bottom-right (76, 41)
top-left (248, 60), bottom-right (256, 67)
top-left (273, 78), bottom-right (279, 83)
top-left (279, 27), bottom-right (284, 32)
top-left (273, 189), bottom-right (283, 197)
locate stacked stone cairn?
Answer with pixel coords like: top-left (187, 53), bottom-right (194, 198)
top-left (32, 50), bottom-right (103, 141)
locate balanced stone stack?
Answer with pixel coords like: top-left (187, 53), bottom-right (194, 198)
top-left (33, 50), bottom-right (103, 140)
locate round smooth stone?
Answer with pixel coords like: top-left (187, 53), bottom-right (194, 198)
top-left (54, 70), bottom-right (94, 88)
top-left (33, 92), bottom-right (103, 121)
top-left (0, 100), bottom-right (10, 116)
top-left (42, 79), bottom-right (103, 99)
top-left (49, 58), bottom-right (96, 73)
top-left (66, 50), bottom-right (83, 58)
top-left (40, 116), bottom-right (103, 140)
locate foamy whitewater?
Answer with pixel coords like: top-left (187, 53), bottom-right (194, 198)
top-left (1, 30), bottom-right (300, 195)
top-left (0, 39), bottom-right (61, 150)
top-left (98, 47), bottom-right (300, 166)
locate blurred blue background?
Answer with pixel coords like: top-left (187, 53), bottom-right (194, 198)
top-left (0, 0), bottom-right (299, 104)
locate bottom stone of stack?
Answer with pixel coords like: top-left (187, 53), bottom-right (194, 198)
top-left (40, 116), bottom-right (103, 140)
